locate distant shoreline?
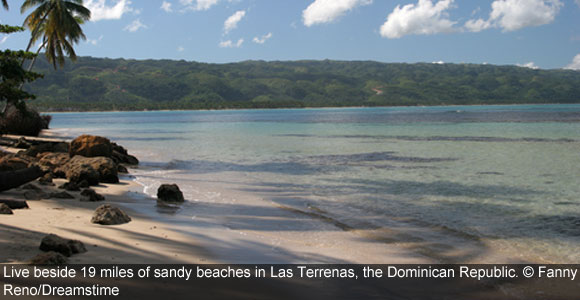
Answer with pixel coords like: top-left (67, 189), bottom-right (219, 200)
top-left (40, 102), bottom-right (580, 114)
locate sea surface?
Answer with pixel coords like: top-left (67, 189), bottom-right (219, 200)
top-left (49, 104), bottom-right (580, 263)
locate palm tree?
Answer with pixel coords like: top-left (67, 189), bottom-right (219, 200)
top-left (2, 0), bottom-right (8, 10)
top-left (21, 0), bottom-right (91, 69)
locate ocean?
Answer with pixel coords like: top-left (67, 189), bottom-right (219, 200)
top-left (49, 104), bottom-right (580, 263)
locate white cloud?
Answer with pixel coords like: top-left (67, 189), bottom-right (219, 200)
top-left (86, 35), bottom-right (104, 45)
top-left (180, 0), bottom-right (218, 11)
top-left (177, 46), bottom-right (185, 52)
top-left (517, 62), bottom-right (540, 69)
top-left (565, 54), bottom-right (580, 70)
top-left (302, 0), bottom-right (372, 27)
top-left (219, 38), bottom-right (244, 48)
top-left (0, 36), bottom-right (9, 45)
top-left (84, 0), bottom-right (134, 21)
top-left (465, 0), bottom-right (563, 32)
top-left (224, 10), bottom-right (246, 34)
top-left (380, 0), bottom-right (457, 39)
top-left (161, 1), bottom-right (173, 12)
top-left (124, 19), bottom-right (147, 32)
top-left (253, 32), bottom-right (272, 44)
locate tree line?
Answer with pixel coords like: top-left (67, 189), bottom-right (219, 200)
top-left (27, 56), bottom-right (580, 111)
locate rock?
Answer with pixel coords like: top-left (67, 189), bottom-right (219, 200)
top-left (91, 204), bottom-right (131, 225)
top-left (21, 142), bottom-right (69, 157)
top-left (117, 164), bottom-right (128, 173)
top-left (39, 234), bottom-right (87, 257)
top-left (157, 184), bottom-right (184, 203)
top-left (0, 166), bottom-right (44, 192)
top-left (70, 135), bottom-right (112, 158)
top-left (65, 156), bottom-right (118, 184)
top-left (80, 189), bottom-right (105, 202)
top-left (63, 157), bottom-right (100, 186)
top-left (38, 173), bottom-right (54, 186)
top-left (78, 180), bottom-right (90, 188)
top-left (13, 137), bottom-right (32, 149)
top-left (0, 199), bottom-right (29, 209)
top-left (58, 181), bottom-right (80, 191)
top-left (49, 191), bottom-right (75, 199)
top-left (0, 154), bottom-right (36, 172)
top-left (21, 183), bottom-right (42, 191)
top-left (29, 252), bottom-right (68, 265)
top-left (111, 143), bottom-right (139, 165)
top-left (0, 203), bottom-right (13, 214)
top-left (38, 153), bottom-right (70, 174)
top-left (24, 190), bottom-right (48, 200)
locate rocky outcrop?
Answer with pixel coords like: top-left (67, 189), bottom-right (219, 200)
top-left (64, 156), bottom-right (118, 185)
top-left (157, 184), bottom-right (184, 203)
top-left (0, 154), bottom-right (37, 172)
top-left (49, 191), bottom-right (75, 199)
top-left (0, 199), bottom-right (29, 209)
top-left (38, 152), bottom-right (70, 175)
top-left (91, 204), bottom-right (131, 225)
top-left (80, 189), bottom-right (105, 202)
top-left (111, 143), bottom-right (139, 165)
top-left (39, 234), bottom-right (87, 257)
top-left (21, 142), bottom-right (69, 157)
top-left (38, 173), bottom-right (54, 186)
top-left (0, 166), bottom-right (44, 192)
top-left (0, 203), bottom-right (13, 214)
top-left (29, 252), bottom-right (68, 265)
top-left (70, 135), bottom-right (112, 158)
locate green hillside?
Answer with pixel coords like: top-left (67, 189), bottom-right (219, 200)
top-left (25, 56), bottom-right (580, 111)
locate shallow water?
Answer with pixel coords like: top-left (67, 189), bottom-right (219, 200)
top-left (49, 104), bottom-right (580, 263)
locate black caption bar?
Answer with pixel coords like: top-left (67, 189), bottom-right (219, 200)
top-left (2, 264), bottom-right (579, 300)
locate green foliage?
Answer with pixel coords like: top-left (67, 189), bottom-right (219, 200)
top-left (25, 56), bottom-right (580, 111)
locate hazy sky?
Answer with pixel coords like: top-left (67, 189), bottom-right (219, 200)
top-left (1, 0), bottom-right (579, 69)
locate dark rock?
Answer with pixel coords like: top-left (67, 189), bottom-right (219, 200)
top-left (24, 190), bottom-right (48, 200)
top-left (58, 181), bottom-right (80, 191)
top-left (157, 184), bottom-right (184, 203)
top-left (13, 137), bottom-right (32, 149)
top-left (39, 234), bottom-right (87, 257)
top-left (0, 199), bottom-right (29, 209)
top-left (112, 150), bottom-right (139, 165)
top-left (78, 180), bottom-right (90, 188)
top-left (39, 234), bottom-right (72, 256)
top-left (38, 173), bottom-right (54, 186)
top-left (29, 252), bottom-right (68, 265)
top-left (38, 152), bottom-right (70, 174)
top-left (0, 103), bottom-right (46, 137)
top-left (49, 191), bottom-right (75, 199)
top-left (70, 135), bottom-right (112, 158)
top-left (0, 166), bottom-right (44, 192)
top-left (21, 142), bottom-right (69, 157)
top-left (65, 156), bottom-right (118, 185)
top-left (91, 204), bottom-right (131, 225)
top-left (80, 189), bottom-right (105, 202)
top-left (21, 183), bottom-right (42, 191)
top-left (0, 203), bottom-right (13, 214)
top-left (117, 164), bottom-right (128, 173)
top-left (63, 157), bottom-right (100, 186)
top-left (0, 154), bottom-right (36, 171)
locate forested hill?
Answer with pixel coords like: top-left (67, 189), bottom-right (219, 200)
top-left (26, 56), bottom-right (580, 111)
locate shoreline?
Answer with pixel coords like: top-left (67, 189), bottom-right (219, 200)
top-left (38, 102), bottom-right (580, 114)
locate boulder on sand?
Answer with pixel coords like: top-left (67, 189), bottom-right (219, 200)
top-left (70, 135), bottom-right (112, 158)
top-left (64, 156), bottom-right (118, 185)
top-left (80, 188), bottom-right (105, 202)
top-left (0, 166), bottom-right (44, 192)
top-left (157, 184), bottom-right (184, 203)
top-left (0, 203), bottom-right (13, 214)
top-left (39, 234), bottom-right (87, 257)
top-left (91, 204), bottom-right (131, 225)
top-left (29, 252), bottom-right (68, 265)
top-left (0, 199), bottom-right (29, 209)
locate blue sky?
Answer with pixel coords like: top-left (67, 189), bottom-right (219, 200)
top-left (1, 0), bottom-right (579, 69)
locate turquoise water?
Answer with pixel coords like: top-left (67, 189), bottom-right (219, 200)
top-left (50, 105), bottom-right (580, 263)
